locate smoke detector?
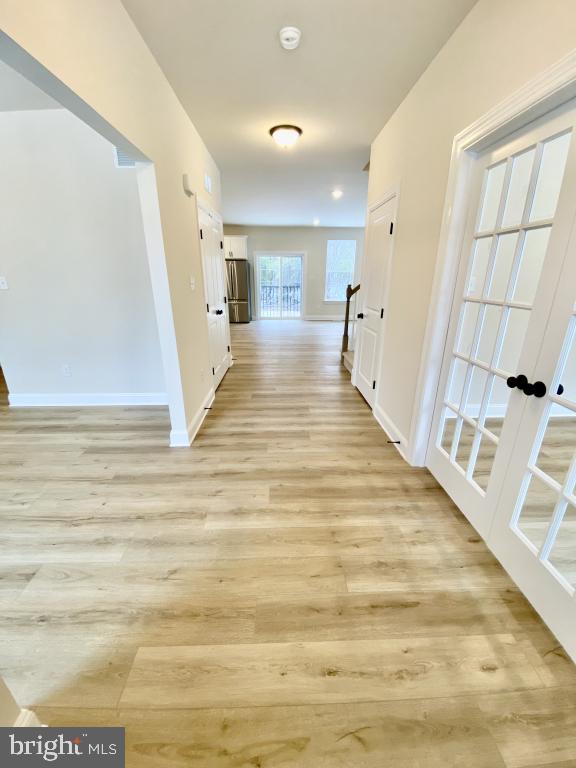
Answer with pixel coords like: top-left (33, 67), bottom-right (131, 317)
top-left (279, 26), bottom-right (301, 51)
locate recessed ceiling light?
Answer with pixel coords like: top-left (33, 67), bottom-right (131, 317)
top-left (269, 124), bottom-right (303, 149)
top-left (313, 218), bottom-right (320, 227)
top-left (279, 27), bottom-right (301, 51)
top-left (332, 188), bottom-right (343, 200)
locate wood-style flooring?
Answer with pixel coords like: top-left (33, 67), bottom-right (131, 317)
top-left (1, 320), bottom-right (576, 767)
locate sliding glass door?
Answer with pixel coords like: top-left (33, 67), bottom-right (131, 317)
top-left (256, 254), bottom-right (303, 318)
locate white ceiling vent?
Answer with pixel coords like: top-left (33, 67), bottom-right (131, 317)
top-left (279, 27), bottom-right (301, 51)
top-left (114, 147), bottom-right (136, 167)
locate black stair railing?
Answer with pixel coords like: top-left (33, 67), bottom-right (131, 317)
top-left (342, 283), bottom-right (361, 359)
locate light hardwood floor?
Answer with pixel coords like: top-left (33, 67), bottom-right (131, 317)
top-left (2, 320), bottom-right (576, 766)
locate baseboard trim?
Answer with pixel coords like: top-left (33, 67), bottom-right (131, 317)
top-left (169, 388), bottom-right (215, 447)
top-left (304, 315), bottom-right (344, 321)
top-left (342, 351), bottom-right (354, 374)
top-left (14, 709), bottom-right (44, 728)
top-left (373, 403), bottom-right (411, 464)
top-left (8, 393), bottom-right (168, 407)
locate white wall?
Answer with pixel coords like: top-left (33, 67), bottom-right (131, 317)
top-left (367, 0), bottom-right (576, 450)
top-left (0, 108), bottom-right (165, 403)
top-left (0, 1), bottom-right (222, 441)
top-left (224, 226), bottom-right (364, 319)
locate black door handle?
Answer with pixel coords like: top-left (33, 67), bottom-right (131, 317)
top-left (215, 309), bottom-right (224, 315)
top-left (508, 375), bottom-right (547, 398)
top-left (557, 384), bottom-right (565, 395)
top-left (523, 382), bottom-right (535, 396)
top-left (357, 312), bottom-right (364, 319)
top-left (532, 381), bottom-right (547, 398)
top-left (507, 374), bottom-right (528, 390)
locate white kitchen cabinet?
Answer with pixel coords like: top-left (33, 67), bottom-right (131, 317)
top-left (223, 235), bottom-right (248, 261)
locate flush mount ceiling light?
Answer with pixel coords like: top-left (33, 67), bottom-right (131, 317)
top-left (279, 26), bottom-right (301, 50)
top-left (332, 188), bottom-right (343, 200)
top-left (269, 124), bottom-right (303, 149)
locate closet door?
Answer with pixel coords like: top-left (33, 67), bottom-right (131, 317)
top-left (427, 104), bottom-right (576, 539)
top-left (199, 212), bottom-right (230, 388)
top-left (354, 197), bottom-right (395, 407)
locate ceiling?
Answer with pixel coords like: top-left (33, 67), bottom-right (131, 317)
top-left (0, 60), bottom-right (61, 111)
top-left (122, 0), bottom-right (477, 227)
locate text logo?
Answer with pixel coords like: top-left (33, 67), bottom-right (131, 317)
top-left (0, 728), bottom-right (125, 766)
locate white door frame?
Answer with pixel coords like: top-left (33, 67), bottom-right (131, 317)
top-left (253, 251), bottom-right (307, 320)
top-left (0, 32), bottom-right (196, 448)
top-left (409, 49), bottom-right (576, 467)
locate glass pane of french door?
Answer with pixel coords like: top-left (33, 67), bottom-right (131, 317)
top-left (512, 311), bottom-right (576, 587)
top-left (437, 128), bottom-right (572, 497)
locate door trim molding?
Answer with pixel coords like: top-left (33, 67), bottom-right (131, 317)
top-left (410, 48), bottom-right (576, 467)
top-left (373, 402), bottom-right (409, 462)
top-left (170, 387), bottom-right (215, 447)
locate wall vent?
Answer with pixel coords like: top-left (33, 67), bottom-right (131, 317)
top-left (114, 147), bottom-right (136, 168)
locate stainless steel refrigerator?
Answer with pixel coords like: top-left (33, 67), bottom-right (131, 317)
top-left (226, 259), bottom-right (251, 323)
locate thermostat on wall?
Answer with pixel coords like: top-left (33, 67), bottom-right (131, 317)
top-left (182, 173), bottom-right (194, 197)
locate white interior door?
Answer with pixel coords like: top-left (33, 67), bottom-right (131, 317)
top-left (354, 196), bottom-right (395, 407)
top-left (199, 211), bottom-right (230, 388)
top-left (427, 104), bottom-right (576, 539)
top-left (256, 254), bottom-right (303, 319)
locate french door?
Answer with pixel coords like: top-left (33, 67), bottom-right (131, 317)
top-left (256, 254), bottom-right (303, 318)
top-left (428, 100), bottom-right (576, 657)
top-left (490, 218), bottom-right (576, 658)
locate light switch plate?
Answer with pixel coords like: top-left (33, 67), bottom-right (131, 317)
top-left (0, 276), bottom-right (8, 290)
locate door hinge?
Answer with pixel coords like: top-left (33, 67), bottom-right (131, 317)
top-left (227, 345), bottom-right (230, 352)
top-left (212, 367), bottom-right (215, 375)
top-left (389, 222), bottom-right (394, 235)
top-left (372, 381), bottom-right (376, 390)
top-left (220, 240), bottom-right (223, 249)
top-left (380, 308), bottom-right (384, 319)
top-left (206, 303), bottom-right (209, 312)
top-left (224, 296), bottom-right (227, 303)
top-left (200, 229), bottom-right (203, 239)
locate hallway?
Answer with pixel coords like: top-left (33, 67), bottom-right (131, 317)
top-left (2, 320), bottom-right (576, 765)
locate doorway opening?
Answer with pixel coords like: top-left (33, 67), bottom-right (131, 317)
top-left (255, 253), bottom-right (304, 319)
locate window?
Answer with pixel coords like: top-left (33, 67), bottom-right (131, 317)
top-left (324, 240), bottom-right (357, 301)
